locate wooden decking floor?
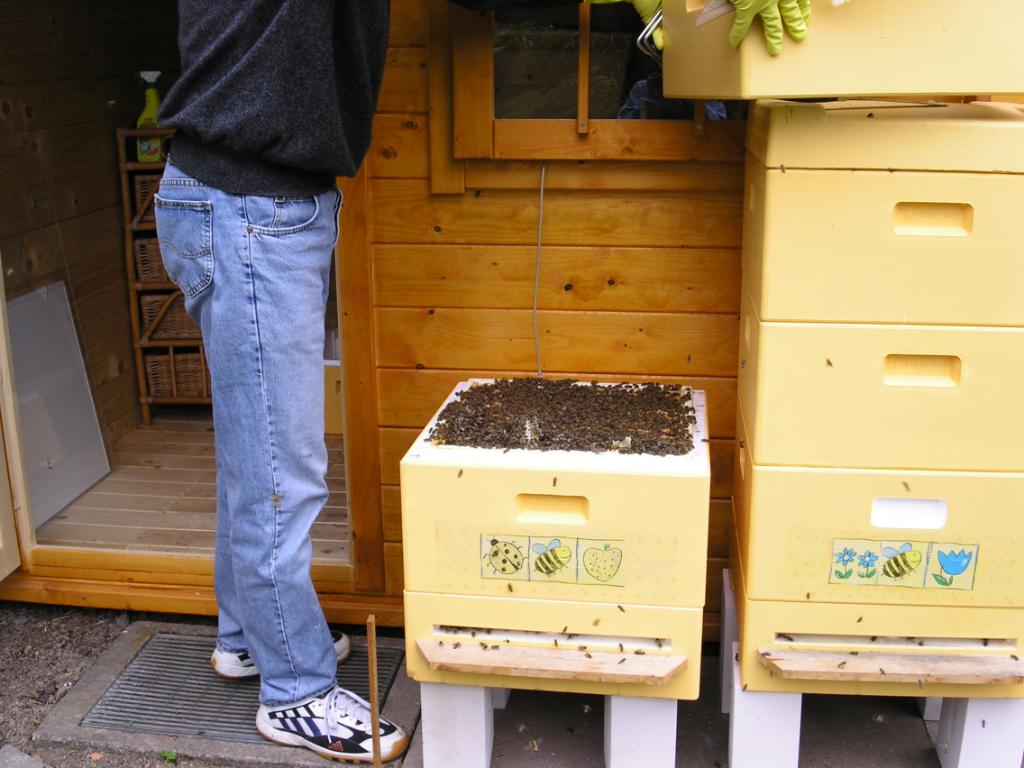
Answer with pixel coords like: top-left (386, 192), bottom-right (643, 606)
top-left (35, 414), bottom-right (350, 563)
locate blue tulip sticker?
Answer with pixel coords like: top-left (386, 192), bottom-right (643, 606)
top-left (933, 549), bottom-right (973, 587)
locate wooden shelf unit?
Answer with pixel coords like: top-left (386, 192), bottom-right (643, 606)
top-left (116, 127), bottom-right (211, 422)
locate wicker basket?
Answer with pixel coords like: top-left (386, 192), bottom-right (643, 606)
top-left (134, 174), bottom-right (162, 223)
top-left (133, 239), bottom-right (169, 283)
top-left (145, 352), bottom-right (211, 399)
top-left (139, 292), bottom-right (200, 340)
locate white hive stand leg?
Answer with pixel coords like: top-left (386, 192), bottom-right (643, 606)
top-left (420, 683), bottom-right (494, 768)
top-left (918, 696), bottom-right (943, 722)
top-left (604, 695), bottom-right (677, 768)
top-left (491, 687), bottom-right (511, 710)
top-left (729, 641), bottom-right (802, 768)
top-left (935, 697), bottom-right (1024, 768)
top-left (720, 569), bottom-right (738, 714)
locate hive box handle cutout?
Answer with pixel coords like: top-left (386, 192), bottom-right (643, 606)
top-left (871, 498), bottom-right (948, 530)
top-left (516, 494), bottom-right (589, 526)
top-left (883, 354), bottom-right (961, 388)
top-left (893, 202), bottom-right (973, 237)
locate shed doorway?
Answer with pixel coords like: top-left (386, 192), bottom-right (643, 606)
top-left (32, 411), bottom-right (351, 563)
top-left (4, 262), bottom-right (352, 569)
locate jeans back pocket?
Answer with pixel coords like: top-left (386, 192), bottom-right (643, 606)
top-left (154, 196), bottom-right (214, 298)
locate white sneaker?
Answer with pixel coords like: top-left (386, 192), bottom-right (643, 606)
top-left (210, 629), bottom-right (352, 679)
top-left (256, 684), bottom-right (408, 763)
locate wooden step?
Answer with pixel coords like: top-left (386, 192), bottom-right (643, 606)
top-left (757, 648), bottom-right (1024, 685)
top-left (417, 639), bottom-right (686, 685)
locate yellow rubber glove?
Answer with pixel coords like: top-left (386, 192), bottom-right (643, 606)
top-left (586, 0), bottom-right (663, 49)
top-left (729, 0), bottom-right (810, 56)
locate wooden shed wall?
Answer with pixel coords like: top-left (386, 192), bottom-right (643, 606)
top-left (0, 1), bottom-right (744, 632)
top-left (368, 0), bottom-right (744, 636)
top-left (0, 0), bottom-right (179, 449)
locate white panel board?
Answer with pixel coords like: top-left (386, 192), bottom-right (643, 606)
top-left (8, 282), bottom-right (109, 529)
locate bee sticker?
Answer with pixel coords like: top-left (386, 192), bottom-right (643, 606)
top-left (528, 537), bottom-right (577, 583)
top-left (877, 540), bottom-right (930, 587)
top-left (881, 543), bottom-right (922, 580)
top-left (533, 539), bottom-right (572, 575)
top-left (480, 534), bottom-right (530, 581)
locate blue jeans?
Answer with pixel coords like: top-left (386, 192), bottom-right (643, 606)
top-left (154, 161), bottom-right (340, 705)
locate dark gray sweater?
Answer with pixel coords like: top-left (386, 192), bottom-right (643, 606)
top-left (159, 1), bottom-right (389, 196)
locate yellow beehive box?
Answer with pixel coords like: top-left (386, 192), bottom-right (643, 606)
top-left (401, 380), bottom-right (711, 699)
top-left (662, 1), bottom-right (1024, 99)
top-left (731, 407), bottom-right (1024, 697)
top-left (742, 100), bottom-right (1024, 326)
top-left (734, 405), bottom-right (1024, 608)
top-left (738, 292), bottom-right (1024, 472)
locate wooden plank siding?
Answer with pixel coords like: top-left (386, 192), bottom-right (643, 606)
top-left (375, 308), bottom-right (738, 376)
top-left (359, 0), bottom-right (744, 635)
top-left (372, 245), bottom-right (740, 312)
top-left (371, 180), bottom-right (742, 247)
top-left (0, 0), bottom-right (179, 451)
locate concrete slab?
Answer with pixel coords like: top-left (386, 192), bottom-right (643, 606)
top-left (403, 657), bottom-right (941, 767)
top-left (0, 745), bottom-right (50, 768)
top-left (32, 622), bottom-right (419, 768)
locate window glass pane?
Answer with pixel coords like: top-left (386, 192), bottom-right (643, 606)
top-left (494, 7), bottom-right (579, 119)
top-left (589, 5), bottom-right (644, 119)
top-left (493, 6), bottom-right (746, 123)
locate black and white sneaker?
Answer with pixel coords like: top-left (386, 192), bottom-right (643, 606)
top-left (210, 630), bottom-right (352, 679)
top-left (256, 684), bottom-right (408, 763)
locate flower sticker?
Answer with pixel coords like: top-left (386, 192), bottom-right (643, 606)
top-left (834, 547), bottom-right (856, 580)
top-left (831, 539), bottom-right (978, 591)
top-left (835, 548), bottom-right (856, 567)
top-left (933, 549), bottom-right (973, 587)
top-left (857, 550), bottom-right (878, 579)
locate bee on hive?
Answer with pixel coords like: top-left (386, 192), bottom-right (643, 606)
top-left (533, 539), bottom-right (572, 576)
top-left (881, 543), bottom-right (922, 579)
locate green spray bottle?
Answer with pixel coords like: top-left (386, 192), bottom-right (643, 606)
top-left (136, 71), bottom-right (164, 163)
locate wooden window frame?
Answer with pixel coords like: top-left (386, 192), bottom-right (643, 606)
top-left (448, 5), bottom-right (745, 163)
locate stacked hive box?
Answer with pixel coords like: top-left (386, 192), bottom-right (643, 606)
top-left (662, 0), bottom-right (1024, 99)
top-left (733, 100), bottom-right (1024, 697)
top-left (403, 380), bottom-right (711, 700)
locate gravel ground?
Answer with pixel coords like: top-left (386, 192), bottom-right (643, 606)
top-left (0, 600), bottom-right (235, 768)
top-left (0, 600), bottom-right (952, 768)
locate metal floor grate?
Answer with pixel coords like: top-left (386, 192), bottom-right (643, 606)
top-left (82, 633), bottom-right (404, 744)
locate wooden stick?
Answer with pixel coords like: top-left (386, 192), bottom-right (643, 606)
top-left (367, 614), bottom-right (382, 768)
top-left (577, 3), bottom-right (591, 135)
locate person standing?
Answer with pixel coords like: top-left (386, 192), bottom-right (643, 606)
top-left (154, 2), bottom-right (407, 762)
